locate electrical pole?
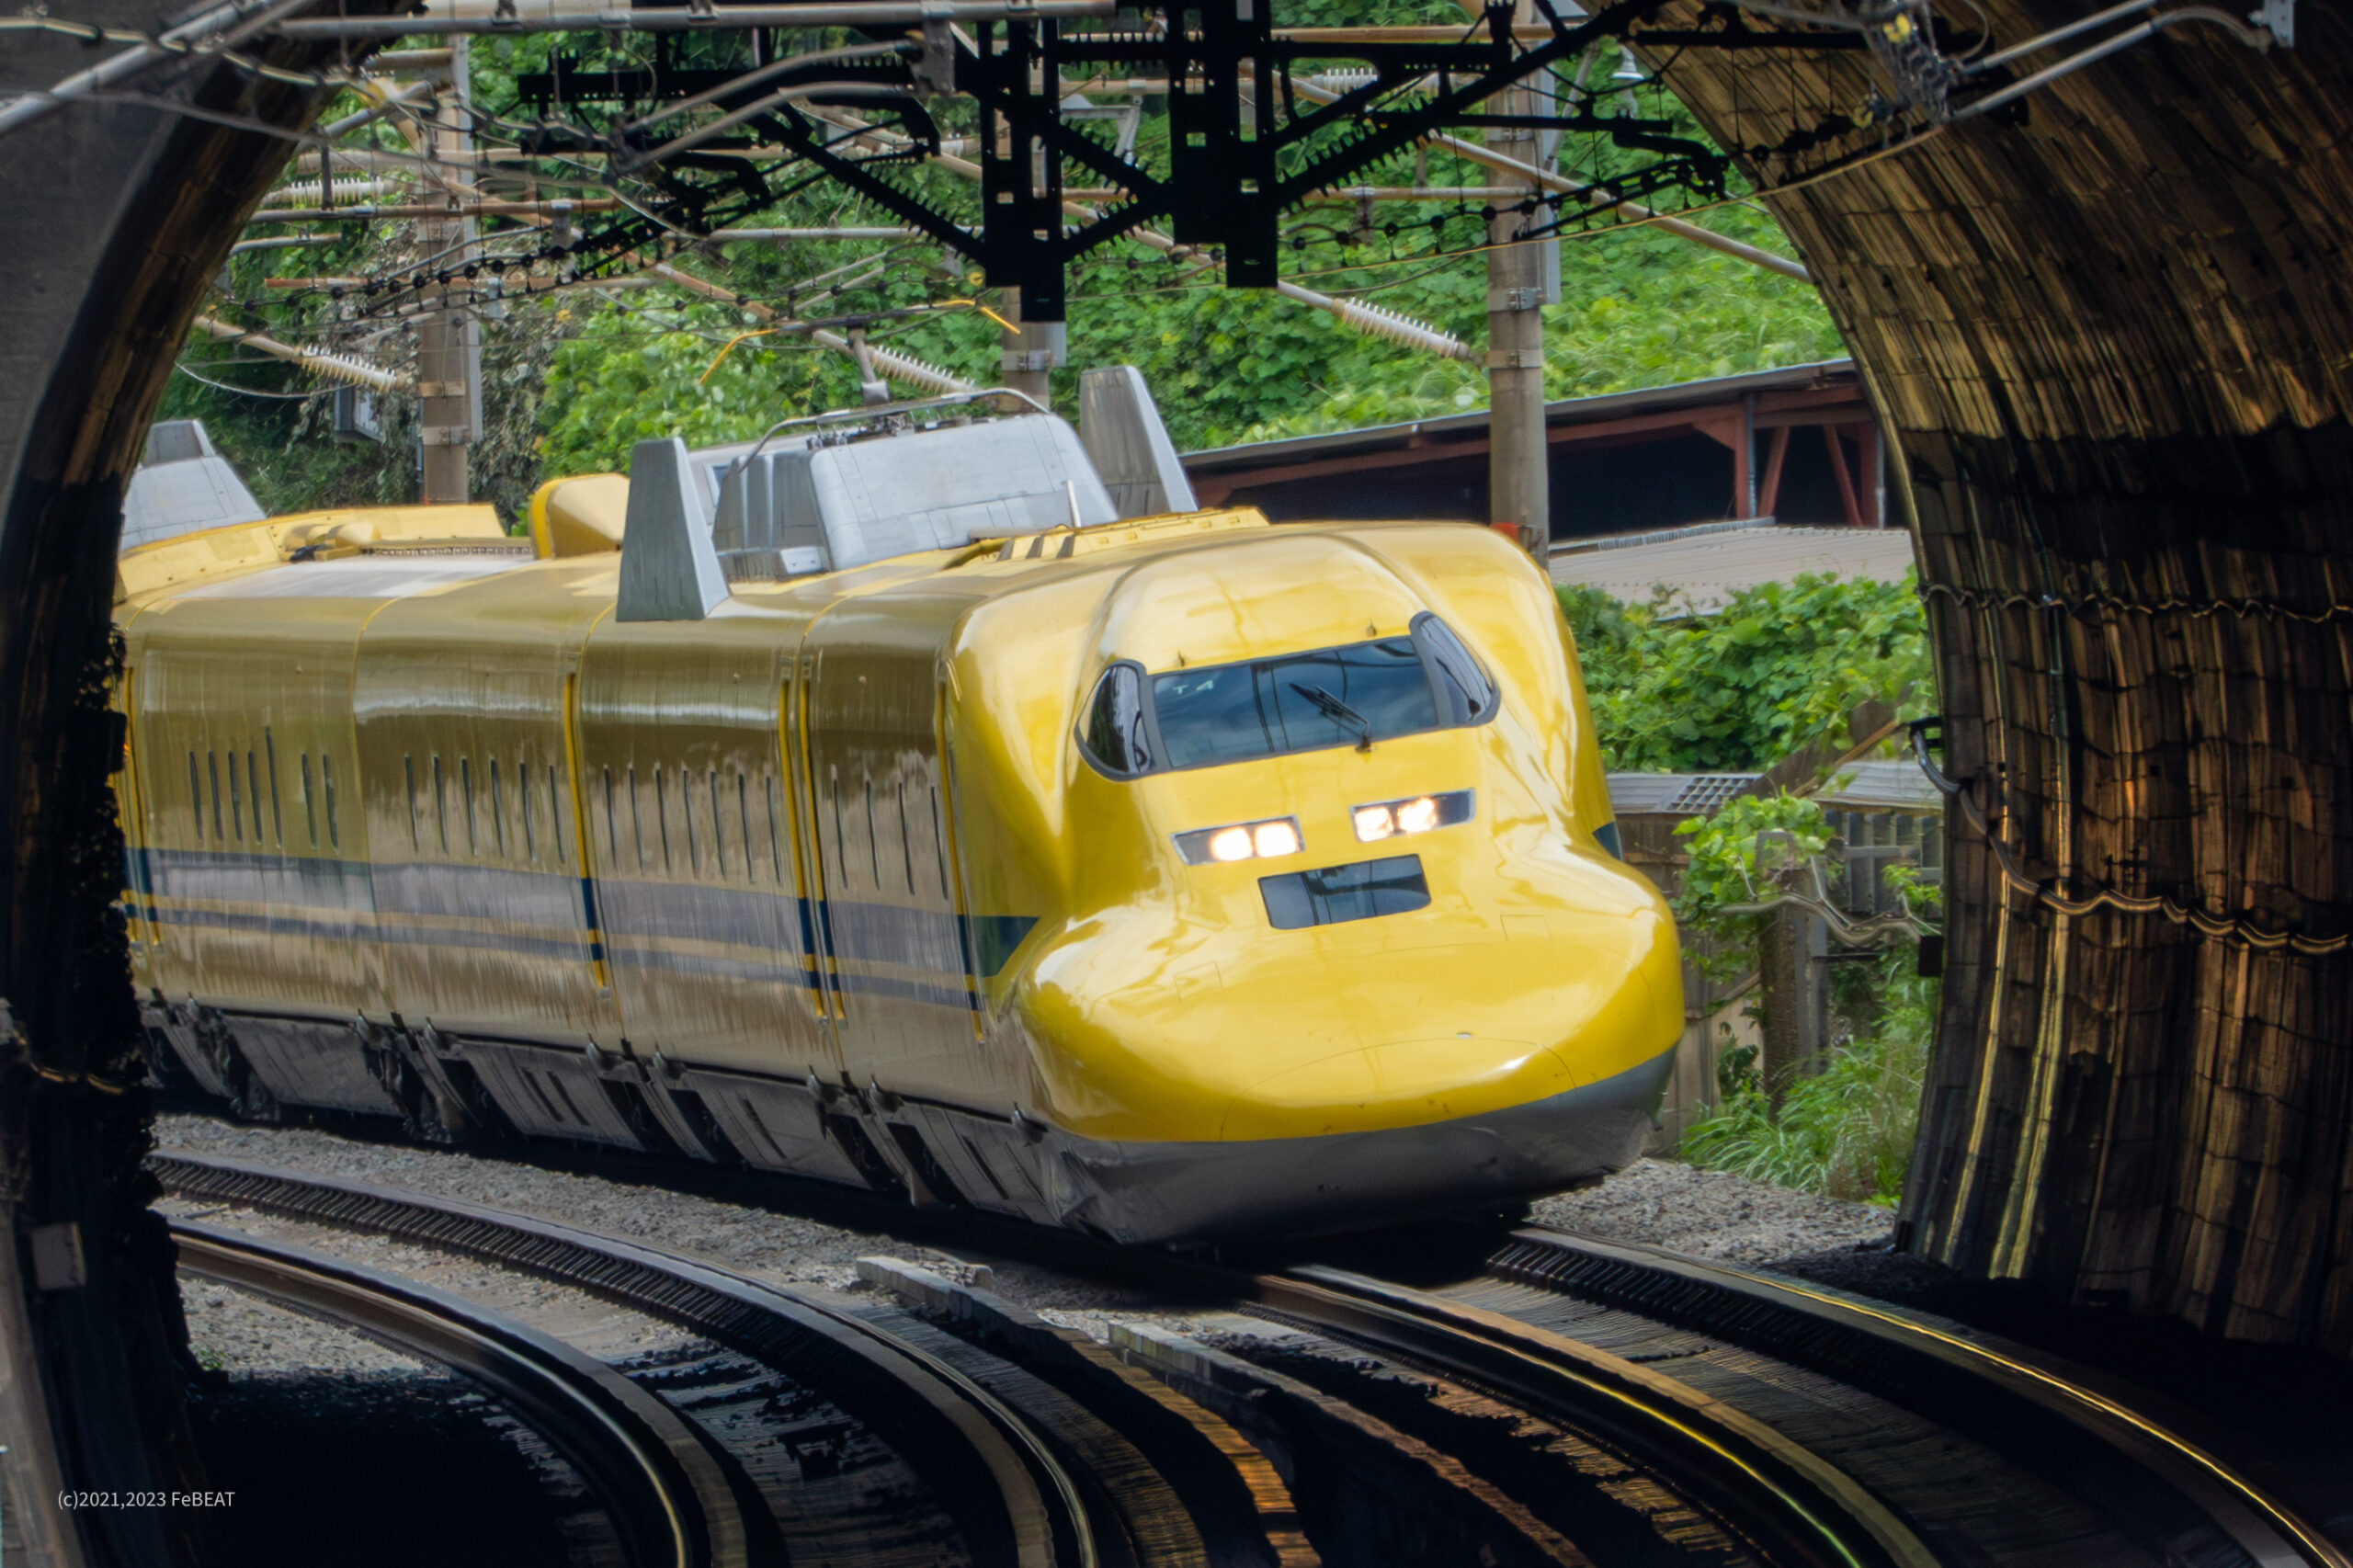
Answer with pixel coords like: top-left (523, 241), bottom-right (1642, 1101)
top-left (1484, 0), bottom-right (1552, 555)
top-left (998, 294), bottom-right (1062, 407)
top-left (417, 37), bottom-right (481, 504)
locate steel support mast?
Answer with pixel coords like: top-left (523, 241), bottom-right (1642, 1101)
top-left (1484, 2), bottom-right (1550, 554)
top-left (417, 39), bottom-right (482, 504)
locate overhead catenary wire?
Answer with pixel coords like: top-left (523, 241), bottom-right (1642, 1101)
top-left (0, 0), bottom-right (345, 137)
top-left (189, 314), bottom-right (413, 393)
top-left (1285, 75), bottom-right (1812, 282)
top-left (271, 0), bottom-right (1117, 39)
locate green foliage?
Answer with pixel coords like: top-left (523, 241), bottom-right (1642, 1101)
top-left (538, 302), bottom-right (833, 478)
top-left (1679, 955), bottom-right (1936, 1206)
top-left (174, 16), bottom-right (1844, 517)
top-left (1668, 790), bottom-right (1831, 983)
top-left (1559, 571), bottom-right (1931, 774)
top-left (1668, 796), bottom-right (1945, 1206)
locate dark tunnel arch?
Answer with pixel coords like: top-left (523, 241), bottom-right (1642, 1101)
top-left (4, 4), bottom-right (2352, 1561)
top-left (1658, 0), bottom-right (2353, 1350)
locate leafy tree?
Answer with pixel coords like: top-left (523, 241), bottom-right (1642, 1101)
top-left (168, 3), bottom-right (1842, 513)
top-left (1559, 572), bottom-right (1932, 773)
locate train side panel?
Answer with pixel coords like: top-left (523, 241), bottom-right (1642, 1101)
top-left (571, 600), bottom-right (873, 1177)
top-left (121, 587), bottom-right (392, 1112)
top-left (350, 567), bottom-right (618, 1050)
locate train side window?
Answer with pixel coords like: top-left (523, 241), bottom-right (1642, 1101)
top-left (208, 751), bottom-right (223, 843)
top-left (460, 757), bottom-right (478, 856)
top-left (322, 755), bottom-right (339, 847)
top-left (550, 764), bottom-right (568, 868)
top-left (931, 784), bottom-right (950, 902)
top-left (681, 766), bottom-right (699, 875)
top-left (735, 771), bottom-right (753, 884)
top-left (602, 767), bottom-right (620, 866)
top-left (629, 766), bottom-right (648, 868)
top-left (432, 756), bottom-right (449, 852)
top-left (301, 754), bottom-right (318, 846)
top-left (188, 752), bottom-right (203, 843)
top-left (865, 776), bottom-right (881, 890)
top-left (1079, 663), bottom-right (1153, 778)
top-left (765, 772), bottom-right (785, 888)
top-left (490, 758), bottom-right (507, 859)
top-left (404, 756), bottom-right (420, 851)
top-left (520, 756), bottom-right (536, 863)
top-left (246, 751), bottom-right (264, 843)
top-left (654, 767), bottom-right (673, 872)
top-left (264, 729), bottom-right (283, 846)
top-left (226, 748), bottom-right (243, 842)
top-left (828, 768), bottom-right (847, 887)
top-left (1412, 613), bottom-right (1495, 725)
top-left (897, 779), bottom-right (915, 897)
top-left (710, 768), bottom-right (728, 880)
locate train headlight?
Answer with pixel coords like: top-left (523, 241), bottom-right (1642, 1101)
top-left (1351, 789), bottom-right (1474, 843)
top-left (1176, 816), bottom-right (1304, 866)
top-left (1252, 820), bottom-right (1301, 858)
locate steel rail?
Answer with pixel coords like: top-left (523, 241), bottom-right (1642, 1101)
top-left (171, 1219), bottom-right (742, 1568)
top-left (153, 1153), bottom-right (1097, 1568)
top-left (1249, 1265), bottom-right (1937, 1568)
top-left (1494, 1227), bottom-right (2352, 1568)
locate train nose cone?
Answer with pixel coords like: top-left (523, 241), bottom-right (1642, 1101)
top-left (1220, 1035), bottom-right (1575, 1141)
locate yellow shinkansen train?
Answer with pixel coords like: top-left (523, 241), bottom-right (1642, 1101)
top-left (113, 392), bottom-right (1681, 1242)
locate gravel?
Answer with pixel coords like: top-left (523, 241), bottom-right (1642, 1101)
top-left (1531, 1157), bottom-right (1896, 1265)
top-left (158, 1111), bottom-right (1899, 1315)
top-left (157, 1112), bottom-right (983, 1296)
top-left (179, 1276), bottom-right (426, 1376)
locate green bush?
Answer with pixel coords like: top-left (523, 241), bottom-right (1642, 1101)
top-left (1565, 582), bottom-right (1944, 1207)
top-left (1678, 953), bottom-right (1934, 1206)
top-left (1559, 571), bottom-right (1933, 774)
top-left (1665, 797), bottom-right (1941, 1207)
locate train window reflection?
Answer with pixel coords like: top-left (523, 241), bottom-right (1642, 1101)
top-left (1153, 637), bottom-right (1437, 770)
top-left (1415, 613), bottom-right (1494, 723)
top-left (1080, 662), bottom-right (1153, 777)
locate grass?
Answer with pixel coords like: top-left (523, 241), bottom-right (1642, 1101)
top-left (1677, 954), bottom-right (1935, 1207)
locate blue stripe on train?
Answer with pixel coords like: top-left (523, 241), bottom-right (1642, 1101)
top-left (127, 845), bottom-right (1037, 995)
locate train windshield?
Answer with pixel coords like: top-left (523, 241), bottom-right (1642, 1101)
top-left (1142, 614), bottom-right (1494, 772)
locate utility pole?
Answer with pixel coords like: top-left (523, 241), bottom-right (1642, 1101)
top-left (997, 294), bottom-right (1062, 407)
top-left (417, 37), bottom-right (482, 504)
top-left (1484, 0), bottom-right (1552, 554)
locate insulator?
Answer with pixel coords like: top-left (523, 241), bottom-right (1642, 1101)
top-left (868, 345), bottom-right (974, 395)
top-left (1332, 297), bottom-right (1475, 361)
top-left (296, 349), bottom-right (404, 392)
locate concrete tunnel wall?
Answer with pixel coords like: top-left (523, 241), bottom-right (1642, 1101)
top-left (2, 6), bottom-right (2352, 1561)
top-left (1663, 3), bottom-right (2353, 1348)
top-left (0, 6), bottom-right (379, 1562)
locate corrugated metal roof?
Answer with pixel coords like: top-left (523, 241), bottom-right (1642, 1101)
top-left (1815, 759), bottom-right (1945, 812)
top-left (1608, 772), bottom-right (1762, 816)
top-left (1552, 523), bottom-right (1915, 610)
top-left (1180, 358), bottom-right (1859, 472)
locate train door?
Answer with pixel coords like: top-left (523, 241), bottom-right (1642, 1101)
top-left (350, 592), bottom-right (612, 1046)
top-left (124, 595), bottom-right (388, 1022)
top-left (570, 611), bottom-right (870, 1181)
top-left (798, 597), bottom-right (977, 1104)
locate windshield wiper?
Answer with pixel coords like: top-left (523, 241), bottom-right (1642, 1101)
top-left (1290, 682), bottom-right (1375, 752)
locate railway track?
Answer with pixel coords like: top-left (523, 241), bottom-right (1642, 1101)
top-left (154, 1149), bottom-right (2349, 1568)
top-left (157, 1152), bottom-right (1308, 1568)
top-left (173, 1220), bottom-right (749, 1568)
